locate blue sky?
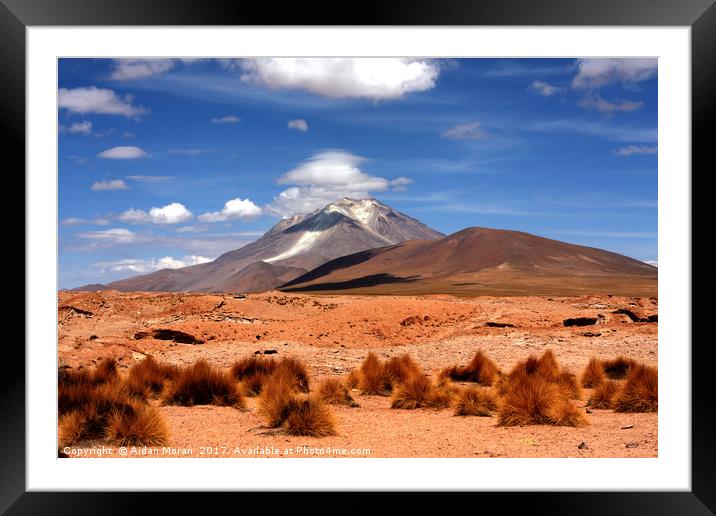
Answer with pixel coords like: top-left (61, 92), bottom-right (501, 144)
top-left (58, 58), bottom-right (657, 289)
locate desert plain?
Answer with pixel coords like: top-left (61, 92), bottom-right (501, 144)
top-left (58, 290), bottom-right (657, 458)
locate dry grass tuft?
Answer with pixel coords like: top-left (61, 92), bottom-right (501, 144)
top-left (319, 378), bottom-right (359, 407)
top-left (587, 380), bottom-right (621, 409)
top-left (284, 396), bottom-right (337, 437)
top-left (358, 352), bottom-right (393, 395)
top-left (384, 354), bottom-right (422, 385)
top-left (274, 356), bottom-right (310, 393)
top-left (125, 356), bottom-right (178, 398)
top-left (439, 350), bottom-right (500, 386)
top-left (614, 363), bottom-right (658, 412)
top-left (103, 401), bottom-right (169, 446)
top-left (602, 356), bottom-right (636, 380)
top-left (453, 386), bottom-right (497, 417)
top-left (345, 369), bottom-right (360, 390)
top-left (581, 356), bottom-right (606, 388)
top-left (258, 372), bottom-right (299, 428)
top-left (498, 352), bottom-right (587, 427)
top-left (556, 371), bottom-right (582, 400)
top-left (162, 360), bottom-right (244, 409)
top-left (391, 374), bottom-right (452, 410)
top-left (230, 356), bottom-right (277, 396)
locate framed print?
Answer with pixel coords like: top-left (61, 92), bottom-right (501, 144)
top-left (5, 0), bottom-right (712, 512)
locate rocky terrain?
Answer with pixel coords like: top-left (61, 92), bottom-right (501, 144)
top-left (58, 290), bottom-right (658, 458)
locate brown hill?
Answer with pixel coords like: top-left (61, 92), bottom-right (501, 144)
top-left (281, 227), bottom-right (658, 296)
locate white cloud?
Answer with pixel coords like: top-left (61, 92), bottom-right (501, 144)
top-left (99, 254), bottom-right (212, 273)
top-left (59, 120), bottom-right (93, 134)
top-left (572, 58), bottom-right (657, 90)
top-left (58, 86), bottom-right (147, 118)
top-left (613, 145), bottom-right (658, 157)
top-left (119, 202), bottom-right (193, 224)
top-left (236, 58), bottom-right (439, 99)
top-left (60, 217), bottom-right (86, 226)
top-left (98, 146), bottom-right (148, 159)
top-left (578, 93), bottom-right (644, 115)
top-left (168, 148), bottom-right (204, 156)
top-left (287, 119), bottom-right (309, 132)
top-left (389, 176), bottom-right (414, 192)
top-left (91, 179), bottom-right (129, 191)
top-left (529, 80), bottom-right (562, 96)
top-left (269, 150), bottom-right (391, 215)
top-left (211, 115), bottom-right (241, 124)
top-left (441, 121), bottom-right (486, 141)
top-left (77, 228), bottom-right (143, 246)
top-left (198, 198), bottom-right (262, 222)
top-left (125, 175), bottom-right (174, 182)
top-left (110, 58), bottom-right (202, 80)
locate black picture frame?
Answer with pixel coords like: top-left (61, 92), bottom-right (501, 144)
top-left (4, 0), bottom-right (710, 512)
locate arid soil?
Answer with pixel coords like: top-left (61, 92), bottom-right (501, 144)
top-left (58, 290), bottom-right (658, 458)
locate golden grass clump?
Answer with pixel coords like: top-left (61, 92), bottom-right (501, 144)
top-left (345, 369), bottom-right (360, 390)
top-left (358, 352), bottom-right (393, 395)
top-left (390, 374), bottom-right (453, 410)
top-left (259, 374), bottom-right (337, 436)
top-left (102, 401), bottom-right (169, 446)
top-left (383, 354), bottom-right (422, 385)
top-left (230, 356), bottom-right (277, 396)
top-left (284, 396), bottom-right (337, 437)
top-left (58, 357), bottom-right (119, 387)
top-left (453, 386), bottom-right (497, 417)
top-left (497, 351), bottom-right (587, 427)
top-left (162, 359), bottom-right (244, 409)
top-left (587, 380), bottom-right (621, 409)
top-left (581, 356), bottom-right (606, 388)
top-left (614, 363), bottom-right (658, 412)
top-left (125, 356), bottom-right (178, 398)
top-left (439, 350), bottom-right (499, 386)
top-left (319, 378), bottom-right (359, 407)
top-left (602, 356), bottom-right (636, 380)
top-left (274, 356), bottom-right (310, 393)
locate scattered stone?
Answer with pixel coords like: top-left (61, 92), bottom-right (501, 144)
top-left (256, 335), bottom-right (262, 340)
top-left (254, 350), bottom-right (262, 355)
top-left (626, 442), bottom-right (639, 448)
top-left (88, 335), bottom-right (98, 340)
top-left (485, 321), bottom-right (515, 328)
top-left (578, 442), bottom-right (589, 450)
top-left (582, 332), bottom-right (602, 337)
top-left (563, 317), bottom-right (598, 327)
top-left (401, 315), bottom-right (424, 327)
top-left (263, 349), bottom-right (278, 355)
top-left (233, 294), bottom-right (246, 299)
top-left (586, 408), bottom-right (593, 414)
top-left (621, 424), bottom-right (634, 430)
top-left (613, 308), bottom-right (657, 323)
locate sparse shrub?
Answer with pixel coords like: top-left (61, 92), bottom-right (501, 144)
top-left (453, 386), bottom-right (497, 417)
top-left (258, 372), bottom-right (299, 428)
top-left (58, 411), bottom-right (86, 447)
top-left (439, 350), bottom-right (499, 386)
top-left (536, 350), bottom-right (560, 382)
top-left (391, 374), bottom-right (452, 410)
top-left (602, 356), bottom-right (636, 380)
top-left (284, 396), bottom-right (337, 437)
top-left (498, 361), bottom-right (587, 427)
top-left (103, 401), bottom-right (169, 446)
top-left (581, 356), bottom-right (605, 388)
top-left (125, 356), bottom-right (178, 398)
top-left (587, 380), bottom-right (620, 409)
top-left (162, 360), bottom-right (244, 408)
top-left (384, 354), bottom-right (422, 385)
top-left (556, 371), bottom-right (582, 400)
top-left (345, 369), bottom-right (360, 390)
top-left (358, 352), bottom-right (393, 395)
top-left (274, 356), bottom-right (310, 393)
top-left (614, 363), bottom-right (658, 412)
top-left (230, 356), bottom-right (277, 396)
top-left (59, 357), bottom-right (118, 388)
top-left (319, 378), bottom-right (359, 407)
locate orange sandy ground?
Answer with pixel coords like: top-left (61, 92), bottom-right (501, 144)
top-left (59, 290), bottom-right (657, 458)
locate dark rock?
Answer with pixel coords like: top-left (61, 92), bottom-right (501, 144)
top-left (263, 349), bottom-right (278, 355)
top-left (582, 332), bottom-right (602, 337)
top-left (626, 442), bottom-right (639, 448)
top-left (88, 335), bottom-right (98, 340)
top-left (134, 329), bottom-right (203, 344)
top-left (256, 335), bottom-right (262, 340)
top-left (621, 424), bottom-right (634, 430)
top-left (564, 317), bottom-right (598, 327)
top-left (578, 442), bottom-right (588, 449)
top-left (485, 322), bottom-right (515, 328)
top-left (401, 315), bottom-right (424, 327)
